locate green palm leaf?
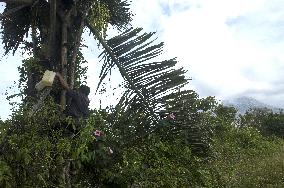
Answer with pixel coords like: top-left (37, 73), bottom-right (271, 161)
top-left (88, 25), bottom-right (188, 126)
top-left (102, 0), bottom-right (132, 29)
top-left (161, 90), bottom-right (215, 157)
top-left (0, 2), bottom-right (32, 55)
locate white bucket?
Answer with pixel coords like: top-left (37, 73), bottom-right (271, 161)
top-left (35, 70), bottom-right (56, 91)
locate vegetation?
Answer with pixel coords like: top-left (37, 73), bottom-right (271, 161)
top-left (1, 99), bottom-right (283, 187)
top-left (0, 0), bottom-right (283, 187)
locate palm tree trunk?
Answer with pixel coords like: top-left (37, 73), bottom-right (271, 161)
top-left (69, 5), bottom-right (92, 89)
top-left (25, 22), bottom-right (38, 99)
top-left (49, 0), bottom-right (57, 69)
top-left (69, 16), bottom-right (85, 89)
top-left (59, 8), bottom-right (72, 109)
top-left (60, 18), bottom-right (68, 110)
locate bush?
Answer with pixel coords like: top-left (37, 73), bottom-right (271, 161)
top-left (0, 99), bottom-right (113, 187)
top-left (103, 136), bottom-right (212, 187)
top-left (0, 98), bottom-right (283, 187)
top-left (240, 108), bottom-right (284, 138)
top-left (209, 116), bottom-right (284, 188)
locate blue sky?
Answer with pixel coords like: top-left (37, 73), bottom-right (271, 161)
top-left (1, 0), bottom-right (284, 119)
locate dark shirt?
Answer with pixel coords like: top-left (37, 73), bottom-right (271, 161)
top-left (66, 89), bottom-right (90, 118)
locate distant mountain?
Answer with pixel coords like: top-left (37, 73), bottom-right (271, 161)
top-left (222, 96), bottom-right (282, 114)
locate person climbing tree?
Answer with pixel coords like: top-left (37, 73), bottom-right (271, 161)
top-left (56, 72), bottom-right (90, 119)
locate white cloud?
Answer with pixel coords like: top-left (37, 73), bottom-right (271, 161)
top-left (129, 0), bottom-right (284, 107)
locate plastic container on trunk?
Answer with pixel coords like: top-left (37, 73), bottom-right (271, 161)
top-left (35, 70), bottom-right (56, 91)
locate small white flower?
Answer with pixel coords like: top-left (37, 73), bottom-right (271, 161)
top-left (197, 110), bottom-right (203, 113)
top-left (108, 147), bottom-right (114, 154)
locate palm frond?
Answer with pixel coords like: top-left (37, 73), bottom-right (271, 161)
top-left (88, 25), bottom-right (188, 126)
top-left (103, 28), bottom-right (188, 107)
top-left (0, 3), bottom-right (32, 55)
top-left (89, 19), bottom-right (212, 157)
top-left (0, 1), bottom-right (49, 55)
top-left (101, 0), bottom-right (132, 30)
top-left (161, 90), bottom-right (214, 157)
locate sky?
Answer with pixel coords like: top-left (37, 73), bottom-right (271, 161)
top-left (1, 0), bottom-right (284, 119)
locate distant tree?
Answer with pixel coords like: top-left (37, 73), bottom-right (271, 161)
top-left (215, 105), bottom-right (237, 125)
top-left (262, 112), bottom-right (284, 138)
top-left (239, 108), bottom-right (272, 129)
top-left (239, 108), bottom-right (284, 138)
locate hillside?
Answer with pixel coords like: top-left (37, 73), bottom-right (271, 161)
top-left (223, 96), bottom-right (282, 114)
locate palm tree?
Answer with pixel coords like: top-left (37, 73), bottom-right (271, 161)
top-left (0, 0), bottom-right (187, 125)
top-left (0, 1), bottom-right (215, 186)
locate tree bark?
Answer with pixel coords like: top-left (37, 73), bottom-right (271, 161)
top-left (48, 0), bottom-right (57, 70)
top-left (69, 16), bottom-right (85, 89)
top-left (25, 20), bottom-right (38, 99)
top-left (60, 17), bottom-right (68, 110)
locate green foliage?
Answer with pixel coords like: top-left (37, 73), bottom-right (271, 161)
top-left (161, 92), bottom-right (217, 157)
top-left (262, 112), bottom-right (284, 138)
top-left (233, 145), bottom-right (284, 187)
top-left (0, 0), bottom-right (50, 55)
top-left (1, 0), bottom-right (132, 56)
top-left (103, 136), bottom-right (211, 188)
top-left (87, 1), bottom-right (111, 38)
top-left (101, 0), bottom-right (132, 30)
top-left (1, 95), bottom-right (284, 187)
top-left (17, 57), bottom-right (44, 96)
top-left (215, 104), bottom-right (237, 126)
top-left (72, 50), bottom-right (88, 88)
top-left (91, 27), bottom-right (189, 150)
top-left (208, 107), bottom-right (284, 188)
top-left (1, 1), bottom-right (283, 187)
top-left (0, 99), bottom-right (113, 187)
top-left (240, 108), bottom-right (284, 138)
top-left (210, 131), bottom-right (284, 187)
top-left (0, 3), bottom-right (31, 55)
top-left (96, 28), bottom-right (188, 113)
top-left (0, 161), bottom-right (12, 188)
top-left (95, 101), bottom-right (284, 188)
top-left (239, 108), bottom-right (272, 129)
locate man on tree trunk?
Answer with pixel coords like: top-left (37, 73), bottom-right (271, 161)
top-left (56, 72), bottom-right (90, 119)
